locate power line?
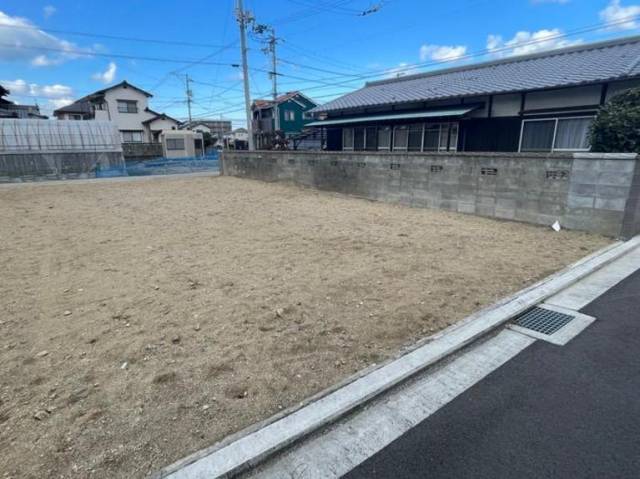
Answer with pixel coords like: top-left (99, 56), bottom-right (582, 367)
top-left (273, 14), bottom-right (640, 94)
top-left (0, 23), bottom-right (232, 48)
top-left (0, 42), bottom-right (236, 67)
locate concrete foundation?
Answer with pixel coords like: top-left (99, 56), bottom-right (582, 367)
top-left (221, 150), bottom-right (640, 238)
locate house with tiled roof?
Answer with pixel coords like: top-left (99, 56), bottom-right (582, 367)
top-left (308, 35), bottom-right (640, 153)
top-left (53, 81), bottom-right (179, 144)
top-left (251, 91), bottom-right (318, 149)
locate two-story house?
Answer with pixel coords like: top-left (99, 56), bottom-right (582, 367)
top-left (251, 91), bottom-right (318, 149)
top-left (53, 81), bottom-right (180, 144)
top-left (181, 120), bottom-right (232, 139)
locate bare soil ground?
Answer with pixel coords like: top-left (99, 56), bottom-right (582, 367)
top-left (0, 175), bottom-right (610, 478)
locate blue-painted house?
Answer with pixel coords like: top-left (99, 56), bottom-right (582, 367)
top-left (251, 91), bottom-right (318, 149)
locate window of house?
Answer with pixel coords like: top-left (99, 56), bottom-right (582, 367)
top-left (408, 124), bottom-right (423, 151)
top-left (393, 126), bottom-right (409, 150)
top-left (377, 126), bottom-right (391, 150)
top-left (120, 130), bottom-right (144, 143)
top-left (520, 117), bottom-right (593, 152)
top-left (117, 100), bottom-right (138, 114)
top-left (343, 128), bottom-right (354, 150)
top-left (284, 110), bottom-right (295, 121)
top-left (554, 117), bottom-right (593, 150)
top-left (449, 123), bottom-right (459, 151)
top-left (423, 124), bottom-right (440, 151)
top-left (438, 123), bottom-right (451, 151)
top-left (70, 114), bottom-right (82, 120)
top-left (302, 111), bottom-right (312, 119)
top-left (365, 126), bottom-right (377, 150)
top-left (166, 138), bottom-right (185, 150)
top-left (354, 127), bottom-right (365, 151)
top-left (520, 119), bottom-right (556, 152)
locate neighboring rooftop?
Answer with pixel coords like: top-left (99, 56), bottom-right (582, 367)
top-left (53, 81), bottom-right (153, 117)
top-left (252, 91), bottom-right (316, 109)
top-left (312, 35), bottom-right (640, 114)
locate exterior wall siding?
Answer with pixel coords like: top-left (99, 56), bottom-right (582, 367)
top-left (222, 150), bottom-right (640, 238)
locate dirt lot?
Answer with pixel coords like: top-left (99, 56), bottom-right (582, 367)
top-left (0, 175), bottom-right (610, 478)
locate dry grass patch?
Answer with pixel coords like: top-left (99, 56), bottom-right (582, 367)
top-left (0, 176), bottom-right (610, 478)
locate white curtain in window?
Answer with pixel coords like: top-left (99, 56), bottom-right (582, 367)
top-left (554, 117), bottom-right (592, 150)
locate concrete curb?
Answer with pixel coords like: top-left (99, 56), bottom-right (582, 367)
top-left (154, 236), bottom-right (640, 479)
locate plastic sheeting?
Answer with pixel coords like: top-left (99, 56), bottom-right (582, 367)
top-left (0, 119), bottom-right (122, 153)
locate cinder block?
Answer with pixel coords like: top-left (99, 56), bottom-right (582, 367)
top-left (568, 194), bottom-right (595, 208)
top-left (457, 202), bottom-right (476, 214)
top-left (595, 197), bottom-right (627, 212)
top-left (569, 183), bottom-right (597, 196)
top-left (599, 159), bottom-right (636, 173)
top-left (598, 171), bottom-right (635, 187)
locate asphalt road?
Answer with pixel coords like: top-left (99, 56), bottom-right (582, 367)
top-left (345, 270), bottom-right (640, 479)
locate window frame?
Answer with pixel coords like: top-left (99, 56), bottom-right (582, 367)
top-left (120, 130), bottom-right (144, 143)
top-left (117, 100), bottom-right (138, 114)
top-left (342, 127), bottom-right (354, 151)
top-left (519, 116), bottom-right (594, 153)
top-left (392, 125), bottom-right (409, 151)
top-left (284, 110), bottom-right (295, 121)
top-left (166, 138), bottom-right (186, 150)
top-left (377, 126), bottom-right (392, 151)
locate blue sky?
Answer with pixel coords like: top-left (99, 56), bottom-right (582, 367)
top-left (1, 0), bottom-right (639, 127)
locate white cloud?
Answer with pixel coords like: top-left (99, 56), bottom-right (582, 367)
top-left (486, 29), bottom-right (582, 57)
top-left (1, 78), bottom-right (76, 116)
top-left (91, 61), bottom-right (117, 84)
top-left (47, 97), bottom-right (74, 109)
top-left (384, 62), bottom-right (420, 79)
top-left (599, 0), bottom-right (640, 31)
top-left (419, 44), bottom-right (467, 62)
top-left (2, 78), bottom-right (73, 98)
top-left (0, 10), bottom-right (90, 67)
top-left (43, 5), bottom-right (57, 18)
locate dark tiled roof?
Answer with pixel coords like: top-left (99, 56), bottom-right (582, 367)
top-left (54, 100), bottom-right (93, 115)
top-left (313, 35), bottom-right (640, 114)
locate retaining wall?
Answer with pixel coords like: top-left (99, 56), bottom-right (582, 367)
top-left (222, 150), bottom-right (640, 238)
top-left (0, 151), bottom-right (126, 182)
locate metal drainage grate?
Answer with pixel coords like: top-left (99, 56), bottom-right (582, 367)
top-left (513, 307), bottom-right (575, 335)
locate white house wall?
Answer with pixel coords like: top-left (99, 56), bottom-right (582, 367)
top-left (148, 118), bottom-right (179, 131)
top-left (103, 87), bottom-right (155, 139)
top-left (491, 93), bottom-right (521, 117)
top-left (524, 85), bottom-right (602, 111)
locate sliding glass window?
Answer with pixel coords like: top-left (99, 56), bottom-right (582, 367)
top-left (377, 126), bottom-right (391, 150)
top-left (365, 126), bottom-right (377, 150)
top-left (393, 126), bottom-right (409, 150)
top-left (520, 116), bottom-right (594, 152)
top-left (408, 124), bottom-right (423, 151)
top-left (343, 128), bottom-right (354, 150)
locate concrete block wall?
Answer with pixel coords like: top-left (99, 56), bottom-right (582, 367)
top-left (222, 150), bottom-right (640, 238)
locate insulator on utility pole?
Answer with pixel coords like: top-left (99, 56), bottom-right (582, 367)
top-left (236, 0), bottom-right (255, 150)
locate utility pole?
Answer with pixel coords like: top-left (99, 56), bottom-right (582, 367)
top-left (236, 0), bottom-right (255, 150)
top-left (268, 29), bottom-right (279, 131)
top-left (185, 74), bottom-right (193, 124)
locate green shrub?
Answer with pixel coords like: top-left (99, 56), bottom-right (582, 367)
top-left (590, 87), bottom-right (640, 153)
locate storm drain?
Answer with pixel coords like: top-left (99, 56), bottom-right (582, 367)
top-left (513, 307), bottom-right (575, 335)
